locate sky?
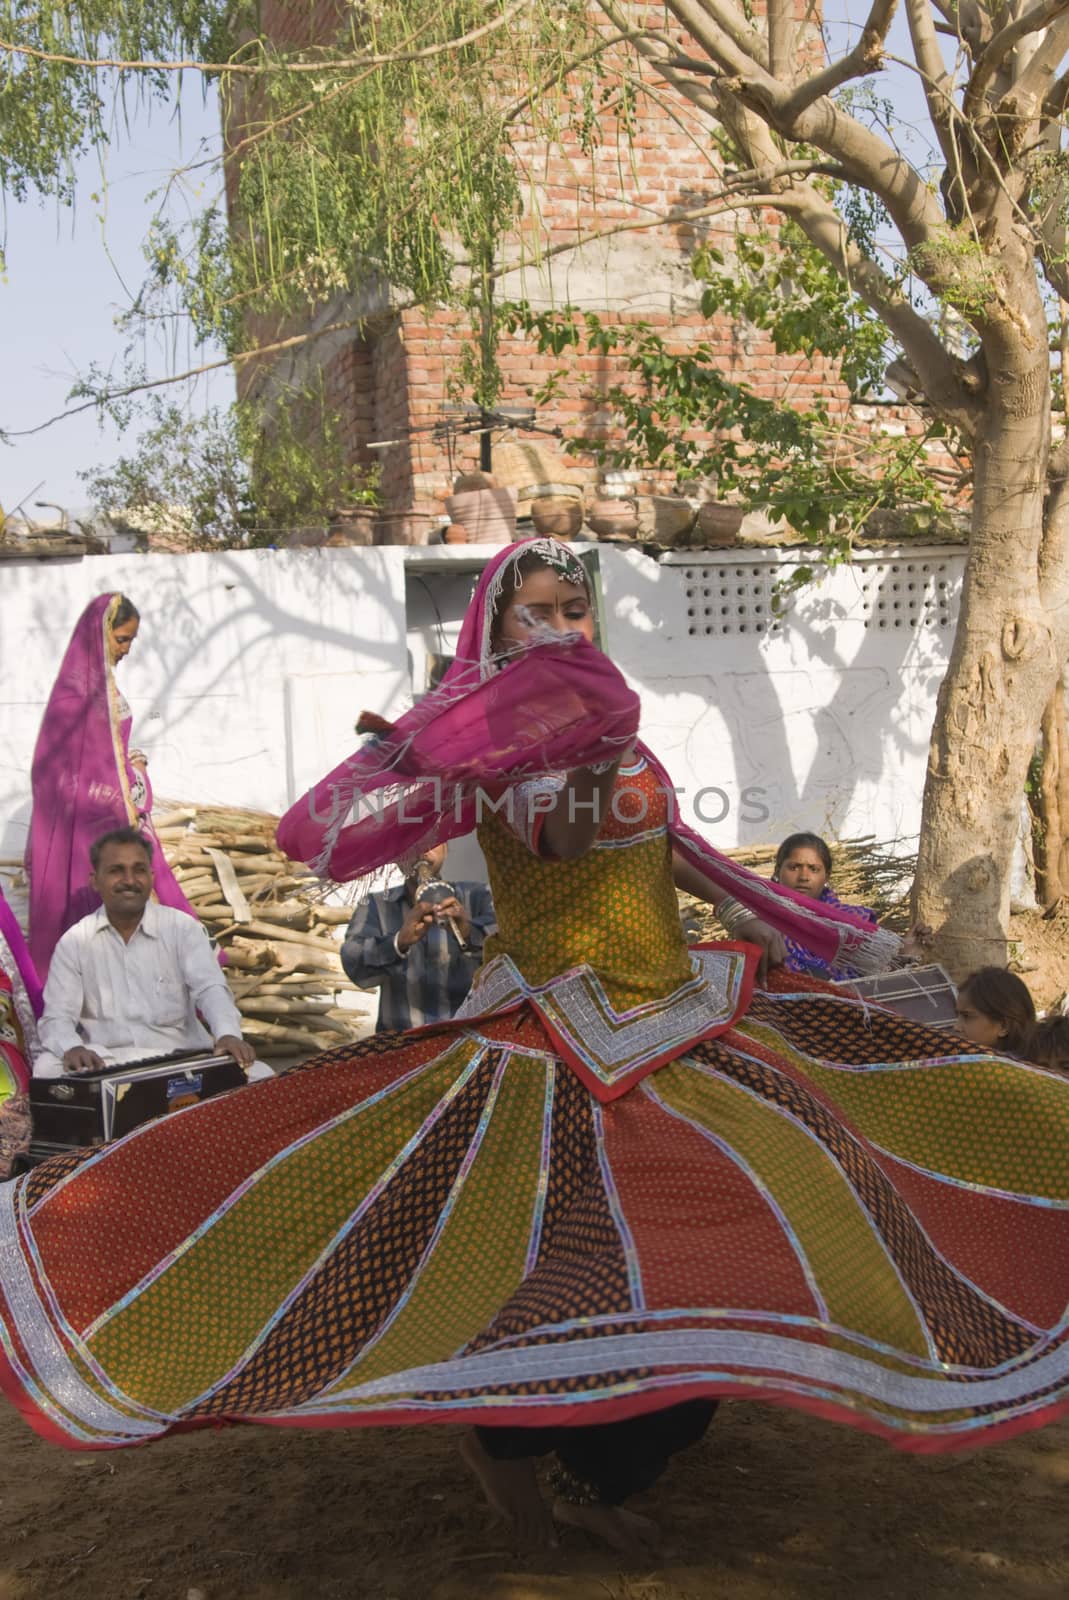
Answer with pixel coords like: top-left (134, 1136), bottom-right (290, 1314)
top-left (0, 10), bottom-right (932, 527)
top-left (1, 81), bottom-right (231, 523)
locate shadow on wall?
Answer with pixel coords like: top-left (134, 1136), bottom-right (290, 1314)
top-left (599, 549), bottom-right (956, 850)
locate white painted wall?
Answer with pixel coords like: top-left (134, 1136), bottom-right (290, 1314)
top-left (602, 545), bottom-right (962, 855)
top-left (0, 542), bottom-right (965, 877)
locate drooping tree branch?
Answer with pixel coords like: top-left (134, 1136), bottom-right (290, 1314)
top-left (1, 316), bottom-right (374, 438)
top-left (501, 28), bottom-right (652, 125)
top-left (0, 2), bottom-right (534, 78)
top-left (497, 161), bottom-right (850, 273)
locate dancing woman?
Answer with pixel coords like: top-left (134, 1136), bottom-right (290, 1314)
top-left (3, 541), bottom-right (1069, 1549)
top-left (26, 593), bottom-right (197, 975)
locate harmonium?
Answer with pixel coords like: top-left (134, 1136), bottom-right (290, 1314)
top-left (26, 1049), bottom-right (247, 1167)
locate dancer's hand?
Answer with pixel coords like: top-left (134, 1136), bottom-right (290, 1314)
top-left (734, 916), bottom-right (787, 984)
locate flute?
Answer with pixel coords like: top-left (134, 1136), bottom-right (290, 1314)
top-left (413, 859), bottom-right (473, 955)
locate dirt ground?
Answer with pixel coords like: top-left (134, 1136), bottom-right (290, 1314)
top-left (5, 913), bottom-right (1069, 1600)
top-left (3, 1399), bottom-right (1069, 1600)
top-left (1009, 905), bottom-right (1069, 1011)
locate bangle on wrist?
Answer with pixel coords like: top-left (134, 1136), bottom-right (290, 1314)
top-left (393, 930), bottom-right (408, 959)
top-left (717, 895), bottom-right (753, 937)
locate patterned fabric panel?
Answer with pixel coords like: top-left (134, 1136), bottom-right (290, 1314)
top-left (457, 945), bottom-right (754, 1099)
top-left (478, 763), bottom-right (694, 1007)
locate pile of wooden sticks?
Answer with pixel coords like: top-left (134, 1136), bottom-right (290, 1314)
top-left (155, 803), bottom-right (372, 1063)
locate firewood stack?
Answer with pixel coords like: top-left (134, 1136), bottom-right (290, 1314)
top-left (154, 804), bottom-right (372, 1065)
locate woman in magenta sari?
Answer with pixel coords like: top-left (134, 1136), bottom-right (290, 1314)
top-left (26, 593), bottom-right (197, 976)
top-left (0, 884), bottom-right (37, 1177)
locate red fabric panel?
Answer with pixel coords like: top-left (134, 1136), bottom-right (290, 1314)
top-left (601, 1086), bottom-right (820, 1317)
top-left (875, 1149), bottom-right (1069, 1331)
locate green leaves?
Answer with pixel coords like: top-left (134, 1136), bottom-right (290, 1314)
top-left (692, 219), bottom-right (891, 399)
top-left (79, 386), bottom-right (379, 544)
top-left (0, 0), bottom-right (229, 200)
top-left (512, 293), bottom-right (952, 552)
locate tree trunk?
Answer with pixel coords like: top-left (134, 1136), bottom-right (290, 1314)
top-left (912, 313), bottom-right (1059, 978)
top-left (1031, 677), bottom-right (1069, 908)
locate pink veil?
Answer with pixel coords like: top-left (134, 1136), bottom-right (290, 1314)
top-left (278, 539), bottom-right (899, 975)
top-left (26, 594), bottom-right (197, 976)
top-left (278, 541), bottom-right (641, 881)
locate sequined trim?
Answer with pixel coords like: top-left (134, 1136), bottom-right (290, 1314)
top-left (455, 948), bottom-right (748, 1094)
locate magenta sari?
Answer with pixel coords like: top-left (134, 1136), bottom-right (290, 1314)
top-left (279, 539), bottom-right (898, 976)
top-left (0, 887), bottom-right (33, 1175)
top-left (26, 594), bottom-right (198, 976)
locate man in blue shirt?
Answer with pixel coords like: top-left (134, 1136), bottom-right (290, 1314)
top-left (340, 845), bottom-right (496, 1031)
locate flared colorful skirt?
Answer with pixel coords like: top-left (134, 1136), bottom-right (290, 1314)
top-left (4, 973), bottom-right (1069, 1453)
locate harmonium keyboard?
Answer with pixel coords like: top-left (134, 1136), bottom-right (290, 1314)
top-left (27, 1049), bottom-right (247, 1166)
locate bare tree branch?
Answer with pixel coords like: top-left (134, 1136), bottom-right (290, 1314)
top-left (767, 0), bottom-right (794, 80)
top-left (932, 0), bottom-right (992, 55)
top-left (653, 0), bottom-right (948, 249)
top-left (595, 0), bottom-right (974, 421)
top-left (662, 0), bottom-right (769, 70)
top-left (662, 0), bottom-right (779, 79)
top-left (498, 160), bottom-right (854, 276)
top-left (964, 0), bottom-right (1069, 116)
top-left (780, 0), bottom-right (899, 120)
top-left (904, 0), bottom-right (960, 171)
top-left (1007, 14), bottom-right (1069, 113)
top-left (0, 317), bottom-right (373, 439)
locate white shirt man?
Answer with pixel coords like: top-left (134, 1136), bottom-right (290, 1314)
top-left (35, 830), bottom-right (259, 1079)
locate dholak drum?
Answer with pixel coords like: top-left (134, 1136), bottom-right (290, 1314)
top-left (26, 1049), bottom-right (247, 1168)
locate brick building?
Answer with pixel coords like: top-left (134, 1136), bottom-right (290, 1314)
top-left (229, 3), bottom-right (918, 544)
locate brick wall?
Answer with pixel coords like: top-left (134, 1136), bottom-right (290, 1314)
top-left (235, 2), bottom-right (949, 540)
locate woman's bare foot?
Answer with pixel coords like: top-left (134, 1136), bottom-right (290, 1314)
top-left (459, 1431), bottom-right (558, 1548)
top-left (552, 1498), bottom-right (660, 1559)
